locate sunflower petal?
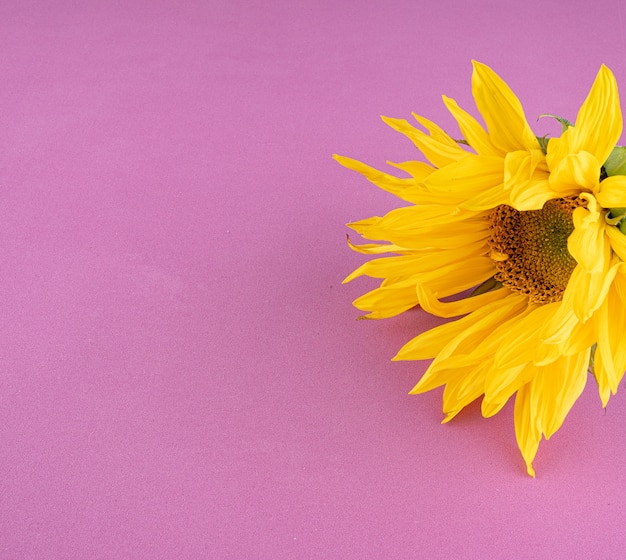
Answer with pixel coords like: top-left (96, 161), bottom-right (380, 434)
top-left (594, 269), bottom-right (626, 406)
top-left (505, 150), bottom-right (555, 210)
top-left (471, 61), bottom-right (539, 153)
top-left (333, 154), bottom-right (431, 202)
top-left (568, 195), bottom-right (607, 272)
top-left (514, 384), bottom-right (540, 477)
top-left (596, 175), bottom-right (626, 208)
top-left (424, 154), bottom-right (505, 209)
top-left (442, 95), bottom-right (501, 157)
top-left (382, 116), bottom-right (467, 168)
top-left (570, 65), bottom-right (622, 166)
top-left (416, 284), bottom-right (509, 319)
top-left (396, 293), bottom-right (526, 362)
top-left (548, 151), bottom-right (600, 193)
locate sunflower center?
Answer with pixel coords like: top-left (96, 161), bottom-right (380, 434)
top-left (488, 197), bottom-right (586, 304)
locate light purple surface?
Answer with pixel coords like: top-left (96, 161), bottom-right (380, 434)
top-left (2, 0), bottom-right (626, 557)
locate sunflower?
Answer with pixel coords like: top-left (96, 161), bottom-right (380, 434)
top-left (335, 61), bottom-right (626, 476)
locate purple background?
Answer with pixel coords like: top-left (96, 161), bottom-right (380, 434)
top-left (2, 0), bottom-right (626, 558)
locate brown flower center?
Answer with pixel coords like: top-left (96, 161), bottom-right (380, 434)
top-left (488, 197), bottom-right (586, 304)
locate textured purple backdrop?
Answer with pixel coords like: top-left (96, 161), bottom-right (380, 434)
top-left (2, 0), bottom-right (626, 558)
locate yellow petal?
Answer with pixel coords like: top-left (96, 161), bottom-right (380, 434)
top-left (471, 61), bottom-right (539, 153)
top-left (563, 195), bottom-right (617, 322)
top-left (412, 113), bottom-right (460, 148)
top-left (441, 365), bottom-right (487, 418)
top-left (414, 257), bottom-right (496, 299)
top-left (382, 116), bottom-right (467, 168)
top-left (333, 154), bottom-right (431, 202)
top-left (534, 351), bottom-right (589, 439)
top-left (416, 283), bottom-right (509, 319)
top-left (568, 194), bottom-right (607, 272)
top-left (482, 360), bottom-right (546, 419)
top-left (541, 307), bottom-right (577, 346)
top-left (545, 128), bottom-right (572, 173)
top-left (394, 315), bottom-right (475, 362)
top-left (442, 95), bottom-right (502, 157)
top-left (606, 225), bottom-right (626, 261)
top-left (491, 303), bottom-right (559, 370)
top-left (346, 237), bottom-right (408, 255)
top-left (399, 293), bottom-right (526, 364)
top-left (594, 269), bottom-right (626, 406)
top-left (513, 351), bottom-right (589, 477)
top-left (514, 384), bottom-right (540, 477)
top-left (505, 150), bottom-right (556, 210)
top-left (560, 261), bottom-right (618, 323)
top-left (387, 160), bottom-right (435, 181)
top-left (548, 151), bottom-right (600, 193)
top-left (594, 292), bottom-right (620, 406)
top-left (596, 175), bottom-right (626, 208)
top-left (343, 241), bottom-right (485, 283)
top-left (424, 154), bottom-right (505, 210)
top-left (348, 205), bottom-right (489, 250)
top-left (569, 65), bottom-right (622, 166)
top-left (351, 279), bottom-right (419, 319)
top-left (348, 253), bottom-right (497, 320)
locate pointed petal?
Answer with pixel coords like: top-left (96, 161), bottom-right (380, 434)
top-left (568, 194), bottom-right (607, 272)
top-left (594, 269), bottom-right (626, 406)
top-left (424, 154), bottom-right (504, 209)
top-left (351, 280), bottom-right (419, 319)
top-left (441, 364), bottom-right (487, 418)
top-left (412, 113), bottom-right (460, 147)
top-left (386, 160), bottom-right (435, 181)
top-left (540, 304), bottom-right (596, 356)
top-left (559, 261), bottom-right (618, 323)
top-left (471, 61), bottom-right (539, 153)
top-left (606, 225), bottom-right (626, 261)
top-left (442, 95), bottom-right (502, 157)
top-left (346, 238), bottom-right (408, 255)
top-left (548, 151), bottom-right (600, 193)
top-left (534, 351), bottom-right (589, 439)
top-left (333, 155), bottom-right (433, 202)
top-left (570, 65), bottom-right (622, 166)
top-left (594, 289), bottom-right (621, 406)
top-left (596, 175), bottom-right (626, 208)
top-left (505, 150), bottom-right (557, 210)
top-left (514, 384), bottom-right (540, 477)
top-left (482, 362), bottom-right (535, 416)
top-left (396, 293), bottom-right (526, 362)
top-left (393, 294), bottom-right (526, 364)
top-left (343, 240), bottom-right (486, 283)
top-left (382, 116), bottom-right (467, 168)
top-left (416, 283), bottom-right (509, 319)
top-left (347, 205), bottom-right (489, 250)
top-left (492, 303), bottom-right (561, 370)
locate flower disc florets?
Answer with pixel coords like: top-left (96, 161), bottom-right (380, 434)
top-left (488, 196), bottom-right (587, 304)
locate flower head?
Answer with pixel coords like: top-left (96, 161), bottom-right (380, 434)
top-left (336, 61), bottom-right (626, 476)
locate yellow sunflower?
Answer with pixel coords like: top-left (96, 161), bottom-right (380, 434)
top-left (335, 61), bottom-right (626, 476)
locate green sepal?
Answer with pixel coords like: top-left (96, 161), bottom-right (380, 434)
top-left (603, 146), bottom-right (626, 177)
top-left (538, 114), bottom-right (573, 133)
top-left (536, 135), bottom-right (550, 155)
